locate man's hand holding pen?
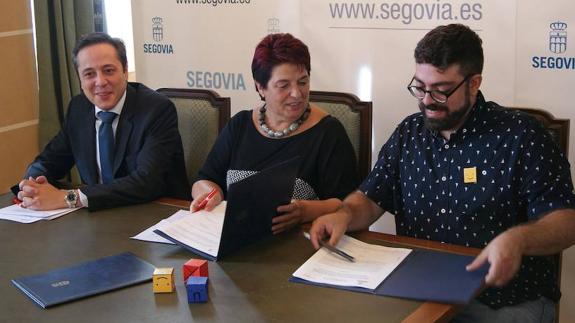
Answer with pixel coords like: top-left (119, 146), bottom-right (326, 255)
top-left (309, 208), bottom-right (353, 250)
top-left (304, 232), bottom-right (355, 262)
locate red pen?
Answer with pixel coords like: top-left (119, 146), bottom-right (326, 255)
top-left (194, 188), bottom-right (218, 212)
top-left (12, 197), bottom-right (22, 205)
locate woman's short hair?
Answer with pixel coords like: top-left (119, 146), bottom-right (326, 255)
top-left (251, 33), bottom-right (311, 96)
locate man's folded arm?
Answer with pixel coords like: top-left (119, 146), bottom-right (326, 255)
top-left (20, 128), bottom-right (76, 188)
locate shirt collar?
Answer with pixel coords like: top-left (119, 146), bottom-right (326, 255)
top-left (451, 90), bottom-right (485, 137)
top-left (427, 90), bottom-right (486, 140)
top-left (94, 90), bottom-right (127, 117)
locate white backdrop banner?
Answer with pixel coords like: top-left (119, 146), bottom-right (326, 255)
top-left (131, 2), bottom-right (575, 319)
top-left (131, 0), bottom-right (574, 223)
top-left (131, 0), bottom-right (575, 192)
top-left (132, 0), bottom-right (300, 115)
top-left (130, 0), bottom-right (542, 166)
top-left (299, 0), bottom-right (516, 159)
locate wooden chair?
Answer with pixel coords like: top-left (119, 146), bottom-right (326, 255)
top-left (511, 107), bottom-right (569, 323)
top-left (511, 107), bottom-right (569, 154)
top-left (309, 91), bottom-right (373, 181)
top-left (157, 88), bottom-right (230, 185)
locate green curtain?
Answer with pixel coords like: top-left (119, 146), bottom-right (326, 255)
top-left (34, 0), bottom-right (106, 148)
top-left (34, 0), bottom-right (106, 184)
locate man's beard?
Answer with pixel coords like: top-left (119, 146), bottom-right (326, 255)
top-left (419, 89), bottom-right (472, 132)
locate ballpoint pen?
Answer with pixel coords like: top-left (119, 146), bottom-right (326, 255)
top-left (303, 232), bottom-right (356, 262)
top-left (194, 188), bottom-right (218, 212)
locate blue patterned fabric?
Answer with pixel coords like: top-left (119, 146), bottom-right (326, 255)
top-left (360, 91), bottom-right (575, 308)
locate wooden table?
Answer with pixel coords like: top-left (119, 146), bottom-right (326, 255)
top-left (0, 195), bottom-right (480, 322)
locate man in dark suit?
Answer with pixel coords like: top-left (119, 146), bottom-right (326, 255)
top-left (16, 32), bottom-right (190, 211)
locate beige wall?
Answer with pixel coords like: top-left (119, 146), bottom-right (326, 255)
top-left (0, 0), bottom-right (38, 194)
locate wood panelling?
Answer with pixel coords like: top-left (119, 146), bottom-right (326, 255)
top-left (0, 0), bottom-right (31, 32)
top-left (0, 125), bottom-right (38, 193)
top-left (0, 0), bottom-right (38, 194)
top-left (0, 34), bottom-right (38, 128)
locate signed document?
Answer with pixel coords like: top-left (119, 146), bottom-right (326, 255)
top-left (292, 235), bottom-right (411, 290)
top-left (155, 157), bottom-right (301, 261)
top-left (131, 207), bottom-right (200, 244)
top-left (0, 204), bottom-right (79, 223)
top-left (291, 235), bottom-right (488, 304)
top-left (153, 202), bottom-right (227, 258)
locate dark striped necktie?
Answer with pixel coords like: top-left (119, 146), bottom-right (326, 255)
top-left (97, 111), bottom-right (117, 184)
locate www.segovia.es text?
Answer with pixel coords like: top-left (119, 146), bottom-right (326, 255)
top-left (329, 1), bottom-right (482, 24)
top-left (176, 0), bottom-right (251, 6)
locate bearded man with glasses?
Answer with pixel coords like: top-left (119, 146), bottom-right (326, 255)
top-left (309, 24), bottom-right (575, 323)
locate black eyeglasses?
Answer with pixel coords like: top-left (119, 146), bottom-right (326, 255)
top-left (407, 75), bottom-right (471, 104)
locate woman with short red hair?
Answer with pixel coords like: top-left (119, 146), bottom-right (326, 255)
top-left (191, 33), bottom-right (359, 234)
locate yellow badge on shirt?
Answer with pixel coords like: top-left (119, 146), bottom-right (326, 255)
top-left (463, 167), bottom-right (477, 184)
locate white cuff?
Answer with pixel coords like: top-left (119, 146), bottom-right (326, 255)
top-left (78, 189), bottom-right (89, 208)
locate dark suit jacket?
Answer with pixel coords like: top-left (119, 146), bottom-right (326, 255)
top-left (24, 82), bottom-right (190, 210)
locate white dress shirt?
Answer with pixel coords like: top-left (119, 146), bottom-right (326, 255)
top-left (78, 91), bottom-right (127, 207)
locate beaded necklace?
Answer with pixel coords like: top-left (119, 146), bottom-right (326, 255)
top-left (258, 104), bottom-right (311, 138)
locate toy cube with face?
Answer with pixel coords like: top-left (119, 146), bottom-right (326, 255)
top-left (153, 267), bottom-right (175, 293)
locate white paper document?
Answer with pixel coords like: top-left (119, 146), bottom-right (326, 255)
top-left (292, 235), bottom-right (412, 290)
top-left (139, 202), bottom-right (227, 257)
top-left (0, 204), bottom-right (79, 223)
top-left (131, 210), bottom-right (191, 244)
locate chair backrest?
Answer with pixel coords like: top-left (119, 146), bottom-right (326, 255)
top-left (309, 91), bottom-right (373, 181)
top-left (510, 107), bottom-right (569, 323)
top-left (511, 107), bottom-right (569, 154)
top-left (157, 88), bottom-right (231, 185)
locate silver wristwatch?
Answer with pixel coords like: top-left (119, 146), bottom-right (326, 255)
top-left (65, 190), bottom-right (78, 208)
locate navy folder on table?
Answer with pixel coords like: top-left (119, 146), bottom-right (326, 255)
top-left (155, 156), bottom-right (301, 261)
top-left (11, 252), bottom-right (155, 308)
top-left (291, 249), bottom-right (488, 304)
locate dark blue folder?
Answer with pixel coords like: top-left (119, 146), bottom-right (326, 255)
top-left (291, 249), bottom-right (488, 304)
top-left (155, 156), bottom-right (301, 261)
top-left (11, 252), bottom-right (155, 308)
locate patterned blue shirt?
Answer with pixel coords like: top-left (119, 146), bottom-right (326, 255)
top-left (360, 92), bottom-right (575, 308)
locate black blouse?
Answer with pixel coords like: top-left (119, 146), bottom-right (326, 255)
top-left (197, 110), bottom-right (359, 200)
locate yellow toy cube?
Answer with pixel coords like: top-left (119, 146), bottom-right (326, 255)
top-left (153, 267), bottom-right (175, 293)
